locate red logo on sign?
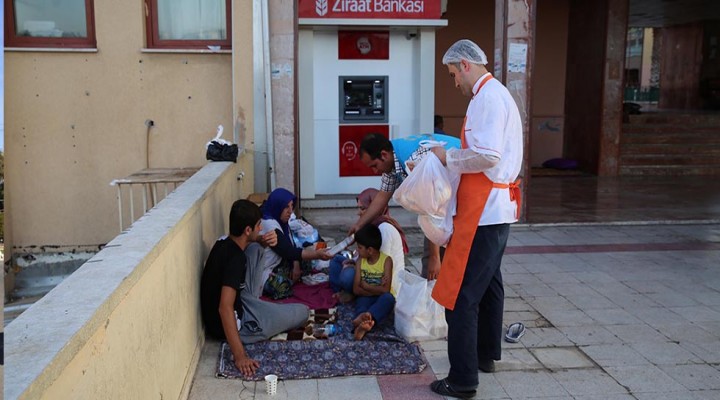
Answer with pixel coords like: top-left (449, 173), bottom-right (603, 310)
top-left (356, 37), bottom-right (371, 54)
top-left (342, 141), bottom-right (358, 161)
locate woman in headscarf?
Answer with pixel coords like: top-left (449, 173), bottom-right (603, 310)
top-left (329, 188), bottom-right (409, 300)
top-left (255, 188), bottom-right (331, 299)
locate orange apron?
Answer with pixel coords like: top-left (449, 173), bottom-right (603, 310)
top-left (431, 74), bottom-right (522, 310)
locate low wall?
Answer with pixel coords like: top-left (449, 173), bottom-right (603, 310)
top-left (5, 161), bottom-right (245, 400)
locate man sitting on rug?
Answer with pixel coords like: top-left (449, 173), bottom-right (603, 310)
top-left (351, 224), bottom-right (396, 340)
top-left (200, 199), bottom-right (310, 376)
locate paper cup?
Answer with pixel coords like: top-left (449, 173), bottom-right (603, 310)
top-left (264, 374), bottom-right (278, 395)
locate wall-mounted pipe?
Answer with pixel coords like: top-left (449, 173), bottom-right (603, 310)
top-left (261, 0), bottom-right (276, 190)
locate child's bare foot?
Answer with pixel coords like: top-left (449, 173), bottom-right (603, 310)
top-left (352, 312), bottom-right (372, 327)
top-left (353, 319), bottom-right (375, 340)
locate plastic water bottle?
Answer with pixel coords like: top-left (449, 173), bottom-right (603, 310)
top-left (312, 323), bottom-right (339, 338)
top-left (328, 234), bottom-right (354, 256)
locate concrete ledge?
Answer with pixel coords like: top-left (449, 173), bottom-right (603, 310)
top-left (5, 161), bottom-right (242, 400)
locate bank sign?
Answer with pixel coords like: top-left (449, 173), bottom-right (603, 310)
top-left (299, 0), bottom-right (442, 19)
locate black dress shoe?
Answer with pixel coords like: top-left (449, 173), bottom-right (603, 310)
top-left (478, 359), bottom-right (495, 373)
top-left (430, 379), bottom-right (477, 399)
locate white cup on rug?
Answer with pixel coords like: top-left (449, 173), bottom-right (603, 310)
top-left (264, 374), bottom-right (278, 395)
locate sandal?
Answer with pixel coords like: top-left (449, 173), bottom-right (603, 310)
top-left (505, 322), bottom-right (526, 343)
top-left (429, 379), bottom-right (476, 399)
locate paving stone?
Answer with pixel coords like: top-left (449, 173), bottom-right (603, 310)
top-left (557, 326), bottom-right (620, 346)
top-left (680, 341), bottom-right (720, 364)
top-left (565, 293), bottom-right (617, 310)
top-left (692, 390), bottom-right (720, 399)
top-left (546, 282), bottom-right (600, 297)
top-left (504, 297), bottom-right (534, 312)
top-left (668, 306), bottom-right (720, 323)
top-left (535, 271), bottom-right (584, 285)
top-left (552, 369), bottom-right (628, 396)
top-left (590, 281), bottom-right (639, 297)
top-left (521, 262), bottom-right (567, 274)
top-left (579, 344), bottom-right (650, 367)
top-left (530, 347), bottom-right (594, 369)
top-left (526, 296), bottom-right (578, 313)
top-left (494, 370), bottom-right (570, 398)
top-left (608, 293), bottom-right (661, 308)
top-left (496, 348), bottom-right (544, 371)
top-left (258, 379), bottom-right (319, 400)
top-left (377, 367), bottom-right (437, 400)
top-left (474, 372), bottom-right (510, 399)
top-left (572, 395), bottom-right (636, 400)
top-left (584, 308), bottom-right (643, 325)
top-left (570, 271), bottom-right (619, 284)
top-left (516, 327), bottom-right (574, 348)
top-left (318, 376), bottom-right (382, 400)
top-left (658, 364), bottom-right (720, 391)
top-left (646, 290), bottom-right (700, 307)
top-left (629, 341), bottom-right (703, 365)
top-left (604, 323), bottom-right (669, 343)
top-left (605, 365), bottom-right (686, 393)
top-left (424, 350), bottom-right (450, 375)
top-left (653, 322), bottom-right (719, 343)
top-left (419, 339), bottom-right (447, 352)
top-left (623, 306), bottom-right (689, 327)
top-left (541, 309), bottom-right (595, 327)
top-left (513, 283), bottom-right (559, 297)
top-left (633, 390), bottom-right (701, 400)
top-left (503, 311), bottom-right (545, 328)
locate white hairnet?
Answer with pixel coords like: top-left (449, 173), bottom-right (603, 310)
top-left (442, 39), bottom-right (488, 65)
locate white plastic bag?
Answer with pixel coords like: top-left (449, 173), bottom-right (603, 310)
top-left (393, 140), bottom-right (459, 245)
top-left (288, 213), bottom-right (319, 247)
top-left (394, 270), bottom-right (447, 342)
top-left (418, 214), bottom-right (453, 246)
top-left (393, 151), bottom-right (453, 218)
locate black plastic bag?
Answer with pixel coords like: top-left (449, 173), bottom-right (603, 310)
top-left (206, 141), bottom-right (238, 162)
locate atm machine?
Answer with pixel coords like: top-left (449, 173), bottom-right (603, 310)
top-left (339, 76), bottom-right (388, 123)
top-left (337, 76), bottom-right (390, 180)
top-left (297, 12), bottom-right (445, 198)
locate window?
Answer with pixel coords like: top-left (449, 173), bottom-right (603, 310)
top-left (145, 0), bottom-right (231, 50)
top-left (5, 0), bottom-right (96, 48)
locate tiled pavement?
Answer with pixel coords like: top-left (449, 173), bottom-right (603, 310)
top-left (188, 223), bottom-right (720, 399)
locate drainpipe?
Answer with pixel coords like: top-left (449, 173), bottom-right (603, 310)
top-left (261, 0), bottom-right (276, 189)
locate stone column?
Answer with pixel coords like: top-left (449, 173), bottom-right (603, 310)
top-left (495, 0), bottom-right (536, 222)
top-left (599, 0), bottom-right (628, 176)
top-left (269, 0), bottom-right (298, 192)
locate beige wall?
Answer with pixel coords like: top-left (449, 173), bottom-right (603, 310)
top-left (4, 0), bottom-right (243, 258)
top-left (5, 162), bottom-right (247, 400)
top-left (434, 0), bottom-right (569, 166)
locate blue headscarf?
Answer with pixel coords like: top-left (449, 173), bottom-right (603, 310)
top-left (262, 188), bottom-right (297, 239)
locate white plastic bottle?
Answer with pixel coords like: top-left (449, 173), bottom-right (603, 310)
top-left (328, 234), bottom-right (354, 256)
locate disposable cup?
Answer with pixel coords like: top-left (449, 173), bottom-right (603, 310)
top-left (264, 374), bottom-right (278, 395)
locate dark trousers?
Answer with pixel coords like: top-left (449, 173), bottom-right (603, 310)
top-left (446, 223), bottom-right (509, 388)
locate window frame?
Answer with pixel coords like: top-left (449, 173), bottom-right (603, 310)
top-left (145, 0), bottom-right (232, 50)
top-left (4, 0), bottom-right (97, 48)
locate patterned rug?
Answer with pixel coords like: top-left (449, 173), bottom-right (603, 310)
top-left (216, 303), bottom-right (427, 381)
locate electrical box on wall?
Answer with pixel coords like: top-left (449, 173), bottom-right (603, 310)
top-left (339, 76), bottom-right (388, 123)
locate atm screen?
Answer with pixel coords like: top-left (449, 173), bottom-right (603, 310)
top-left (344, 81), bottom-right (373, 108)
top-left (339, 76), bottom-right (388, 123)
